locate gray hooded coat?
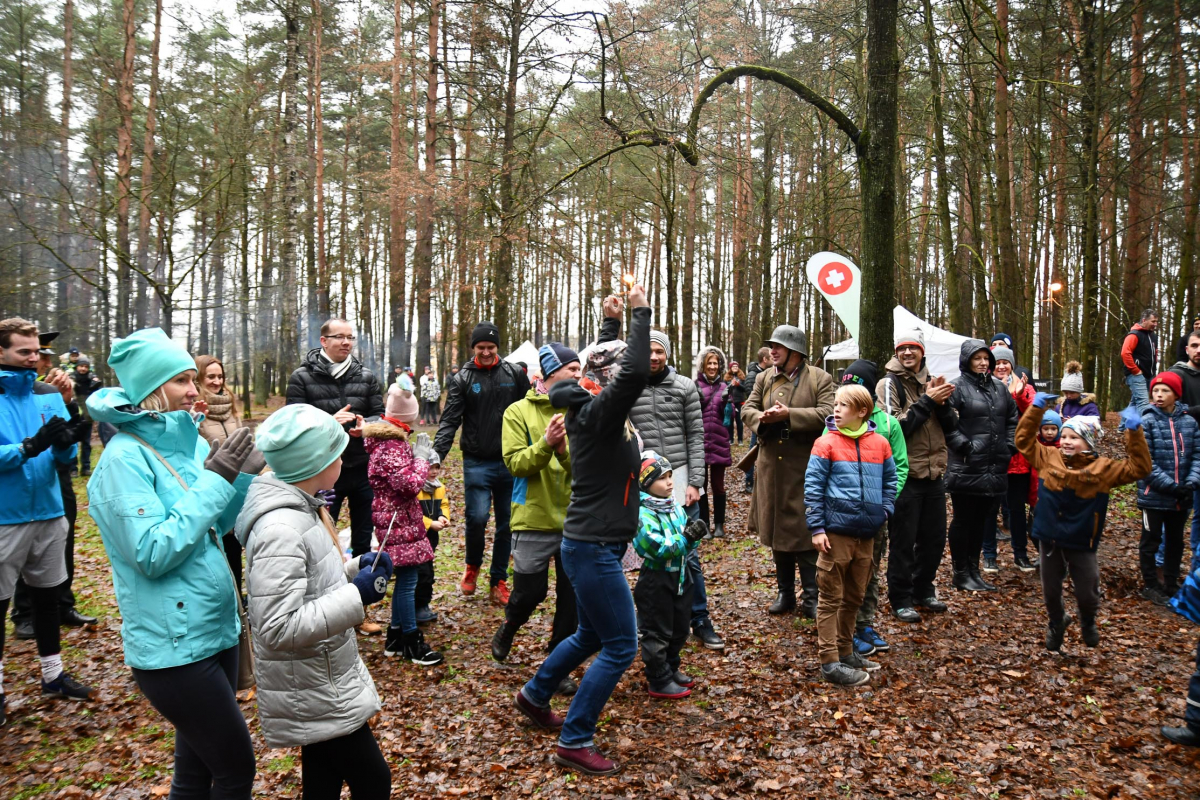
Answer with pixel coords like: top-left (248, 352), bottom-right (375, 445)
top-left (234, 474), bottom-right (381, 748)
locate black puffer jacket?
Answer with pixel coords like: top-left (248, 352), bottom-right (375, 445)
top-left (434, 357), bottom-right (530, 462)
top-left (549, 306), bottom-right (652, 543)
top-left (945, 339), bottom-right (1018, 496)
top-left (286, 349), bottom-right (385, 468)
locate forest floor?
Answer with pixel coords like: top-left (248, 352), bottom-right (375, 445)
top-left (3, 428), bottom-right (1200, 798)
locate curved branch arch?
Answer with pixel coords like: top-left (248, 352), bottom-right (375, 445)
top-left (676, 65), bottom-right (863, 166)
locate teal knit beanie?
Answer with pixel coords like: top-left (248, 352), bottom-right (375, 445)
top-left (107, 328), bottom-right (198, 405)
top-left (255, 404), bottom-right (349, 483)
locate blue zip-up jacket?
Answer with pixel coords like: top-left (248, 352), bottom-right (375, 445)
top-left (1136, 401), bottom-right (1200, 511)
top-left (0, 367), bottom-right (77, 525)
top-left (86, 386), bottom-right (252, 670)
top-left (632, 492), bottom-right (695, 594)
top-left (805, 418), bottom-right (897, 538)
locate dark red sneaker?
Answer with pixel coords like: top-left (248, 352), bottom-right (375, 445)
top-left (514, 690), bottom-right (563, 729)
top-left (554, 744), bottom-right (621, 776)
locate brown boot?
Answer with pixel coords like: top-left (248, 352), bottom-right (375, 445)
top-left (357, 619), bottom-right (383, 635)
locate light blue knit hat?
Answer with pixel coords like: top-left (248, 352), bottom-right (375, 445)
top-left (107, 328), bottom-right (197, 405)
top-left (255, 404), bottom-right (349, 483)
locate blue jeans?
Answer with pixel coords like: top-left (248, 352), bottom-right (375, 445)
top-left (1126, 373), bottom-right (1151, 415)
top-left (521, 539), bottom-right (638, 749)
top-left (463, 456), bottom-right (514, 587)
top-left (682, 502), bottom-right (711, 628)
top-left (390, 565), bottom-right (419, 633)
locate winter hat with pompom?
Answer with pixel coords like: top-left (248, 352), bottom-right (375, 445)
top-left (1061, 360), bottom-right (1086, 394)
top-left (385, 373), bottom-right (419, 423)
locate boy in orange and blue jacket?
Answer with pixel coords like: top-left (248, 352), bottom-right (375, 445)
top-left (804, 384), bottom-right (897, 687)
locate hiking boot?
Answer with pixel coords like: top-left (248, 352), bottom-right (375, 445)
top-left (648, 676), bottom-right (692, 699)
top-left (1045, 615), bottom-right (1072, 652)
top-left (460, 565), bottom-right (480, 595)
top-left (982, 556), bottom-right (999, 574)
top-left (1080, 617), bottom-right (1100, 647)
top-left (490, 580), bottom-right (511, 606)
top-left (356, 620), bottom-right (383, 636)
top-left (556, 676), bottom-right (579, 696)
top-left (415, 605), bottom-right (438, 625)
top-left (692, 621), bottom-right (724, 650)
top-left (892, 606), bottom-right (922, 624)
top-left (1014, 554), bottom-right (1037, 573)
top-left (852, 632), bottom-right (876, 657)
top-left (42, 672), bottom-right (94, 701)
top-left (1162, 725), bottom-right (1200, 747)
top-left (14, 620), bottom-right (34, 640)
top-left (821, 661), bottom-right (869, 687)
top-left (768, 592), bottom-right (796, 615)
top-left (858, 626), bottom-right (889, 652)
top-left (711, 523), bottom-right (726, 539)
top-left (840, 651), bottom-right (881, 672)
top-left (403, 629), bottom-right (444, 666)
top-left (514, 689), bottom-right (563, 729)
top-left (673, 669), bottom-right (695, 688)
top-left (554, 744), bottom-right (621, 776)
top-left (491, 622), bottom-right (516, 662)
top-left (916, 594), bottom-right (948, 613)
top-left (1141, 586), bottom-right (1171, 606)
top-left (384, 626), bottom-right (405, 657)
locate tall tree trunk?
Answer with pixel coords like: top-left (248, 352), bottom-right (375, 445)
top-left (493, 0), bottom-right (523, 349)
top-left (389, 0), bottom-right (408, 369)
top-left (857, 0), bottom-right (899, 364)
top-left (280, 0), bottom-right (302, 371)
top-left (135, 0), bottom-right (162, 329)
top-left (313, 0), bottom-right (329, 322)
top-left (115, 0), bottom-right (137, 335)
top-left (992, 0), bottom-right (1022, 349)
top-left (413, 0), bottom-right (440, 371)
top-left (1122, 0), bottom-right (1150, 317)
top-left (56, 0), bottom-right (74, 336)
top-left (1079, 1), bottom-right (1105, 390)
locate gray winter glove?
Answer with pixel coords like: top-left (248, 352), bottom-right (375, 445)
top-left (240, 445), bottom-right (267, 476)
top-left (204, 426), bottom-right (254, 484)
top-left (683, 519), bottom-right (709, 543)
top-left (412, 432), bottom-right (435, 464)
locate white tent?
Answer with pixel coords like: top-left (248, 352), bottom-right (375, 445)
top-left (505, 340), bottom-right (543, 377)
top-left (821, 305), bottom-right (970, 380)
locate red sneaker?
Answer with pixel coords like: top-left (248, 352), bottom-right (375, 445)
top-left (460, 565), bottom-right (480, 595)
top-left (490, 579), bottom-right (511, 606)
top-left (554, 744), bottom-right (621, 776)
top-left (514, 690), bottom-right (563, 729)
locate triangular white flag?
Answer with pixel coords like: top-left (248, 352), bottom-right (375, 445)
top-left (805, 252), bottom-right (861, 340)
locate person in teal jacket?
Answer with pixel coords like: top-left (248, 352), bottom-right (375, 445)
top-left (87, 328), bottom-right (264, 799)
top-left (837, 361), bottom-right (910, 655)
top-left (0, 317), bottom-right (93, 726)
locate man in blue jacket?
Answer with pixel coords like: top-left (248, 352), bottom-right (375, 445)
top-left (0, 318), bottom-right (95, 724)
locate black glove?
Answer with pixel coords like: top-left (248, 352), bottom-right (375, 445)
top-left (22, 417), bottom-right (68, 459)
top-left (51, 416), bottom-right (87, 449)
top-left (1176, 483), bottom-right (1195, 499)
top-left (204, 427), bottom-right (255, 484)
top-left (683, 519), bottom-right (709, 543)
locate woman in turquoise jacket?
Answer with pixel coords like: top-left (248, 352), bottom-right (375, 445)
top-left (87, 328), bottom-right (263, 800)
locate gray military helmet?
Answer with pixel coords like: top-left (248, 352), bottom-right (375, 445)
top-left (764, 325), bottom-right (808, 357)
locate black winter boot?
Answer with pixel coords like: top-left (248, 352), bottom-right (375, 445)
top-left (953, 561), bottom-right (985, 591)
top-left (769, 551), bottom-right (796, 614)
top-left (698, 494), bottom-right (711, 530)
top-left (969, 564), bottom-right (997, 591)
top-left (798, 561), bottom-right (819, 619)
top-left (492, 621), bottom-right (517, 662)
top-left (403, 629), bottom-right (445, 666)
top-left (712, 493), bottom-right (727, 538)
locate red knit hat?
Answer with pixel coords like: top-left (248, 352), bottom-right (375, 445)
top-left (1150, 371), bottom-right (1183, 400)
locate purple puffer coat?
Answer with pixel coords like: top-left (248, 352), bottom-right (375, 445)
top-left (363, 421), bottom-right (433, 567)
top-left (696, 345), bottom-right (732, 467)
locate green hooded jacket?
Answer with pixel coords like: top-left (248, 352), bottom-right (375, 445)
top-left (871, 406), bottom-right (909, 496)
top-left (502, 388), bottom-right (572, 533)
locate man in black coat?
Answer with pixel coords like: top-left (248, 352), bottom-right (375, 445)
top-left (286, 318), bottom-right (385, 567)
top-left (434, 322), bottom-right (531, 605)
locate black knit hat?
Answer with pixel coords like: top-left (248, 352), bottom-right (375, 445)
top-left (840, 359), bottom-right (878, 401)
top-left (471, 321), bottom-right (500, 349)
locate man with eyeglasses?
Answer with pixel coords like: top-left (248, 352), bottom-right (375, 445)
top-left (876, 330), bottom-right (959, 624)
top-left (287, 320), bottom-right (386, 622)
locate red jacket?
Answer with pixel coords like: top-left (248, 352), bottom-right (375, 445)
top-left (1028, 435), bottom-right (1062, 508)
top-left (1007, 383), bottom-right (1037, 475)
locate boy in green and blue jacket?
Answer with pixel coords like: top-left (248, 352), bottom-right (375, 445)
top-left (633, 451), bottom-right (708, 700)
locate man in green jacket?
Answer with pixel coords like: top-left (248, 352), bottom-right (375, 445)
top-left (837, 361), bottom-right (910, 656)
top-left (491, 343), bottom-right (579, 689)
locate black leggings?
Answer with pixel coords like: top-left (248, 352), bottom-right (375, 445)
top-left (0, 586), bottom-right (62, 659)
top-left (1141, 508), bottom-right (1188, 592)
top-left (301, 722), bottom-right (391, 800)
top-left (132, 645), bottom-right (255, 800)
top-left (948, 493), bottom-right (1001, 567)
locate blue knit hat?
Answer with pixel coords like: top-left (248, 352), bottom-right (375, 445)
top-left (255, 404), bottom-right (349, 483)
top-left (1039, 409), bottom-right (1062, 442)
top-left (107, 328), bottom-right (197, 405)
top-left (538, 342), bottom-right (579, 378)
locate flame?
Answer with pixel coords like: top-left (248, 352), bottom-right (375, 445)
top-left (622, 273), bottom-right (635, 286)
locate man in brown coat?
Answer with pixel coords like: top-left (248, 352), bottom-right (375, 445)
top-left (742, 325), bottom-right (836, 618)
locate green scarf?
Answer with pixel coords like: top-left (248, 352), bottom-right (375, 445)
top-left (838, 420), bottom-right (870, 438)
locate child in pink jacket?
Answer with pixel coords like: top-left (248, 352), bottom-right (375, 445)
top-left (364, 374), bottom-right (444, 665)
